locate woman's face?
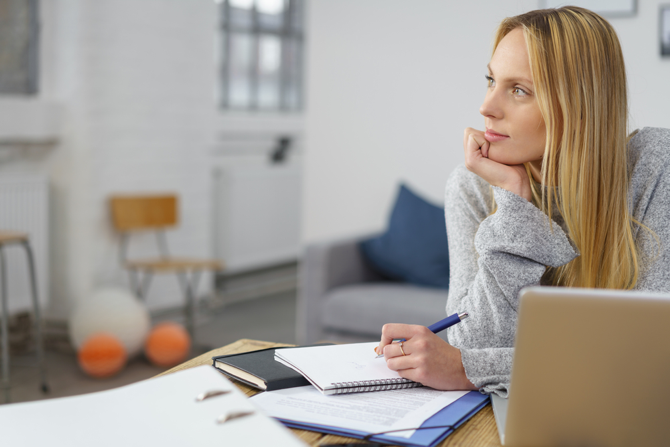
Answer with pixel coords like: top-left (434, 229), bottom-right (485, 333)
top-left (480, 28), bottom-right (546, 178)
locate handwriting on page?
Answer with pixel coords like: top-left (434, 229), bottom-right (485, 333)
top-left (345, 361), bottom-right (366, 370)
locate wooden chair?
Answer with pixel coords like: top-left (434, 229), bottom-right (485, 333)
top-left (0, 231), bottom-right (49, 403)
top-left (109, 195), bottom-right (224, 339)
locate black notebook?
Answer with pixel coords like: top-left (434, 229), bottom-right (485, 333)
top-left (212, 344), bottom-right (332, 392)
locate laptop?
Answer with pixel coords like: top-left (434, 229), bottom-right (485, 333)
top-left (492, 286), bottom-right (670, 446)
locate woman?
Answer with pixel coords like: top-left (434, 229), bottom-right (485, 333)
top-left (376, 6), bottom-right (670, 396)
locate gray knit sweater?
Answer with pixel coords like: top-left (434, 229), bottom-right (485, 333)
top-left (444, 127), bottom-right (670, 397)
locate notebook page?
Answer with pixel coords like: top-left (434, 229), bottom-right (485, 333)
top-left (275, 342), bottom-right (409, 388)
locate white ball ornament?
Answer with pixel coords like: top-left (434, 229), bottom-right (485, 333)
top-left (69, 288), bottom-right (151, 358)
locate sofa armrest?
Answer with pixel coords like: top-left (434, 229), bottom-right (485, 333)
top-left (296, 234), bottom-right (386, 344)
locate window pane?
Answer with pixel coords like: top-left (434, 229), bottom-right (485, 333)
top-left (257, 0), bottom-right (285, 31)
top-left (229, 0), bottom-right (254, 30)
top-left (219, 0), bottom-right (304, 111)
top-left (257, 34), bottom-right (281, 109)
top-left (228, 33), bottom-right (254, 108)
top-left (0, 0), bottom-right (38, 94)
top-left (283, 38), bottom-right (302, 110)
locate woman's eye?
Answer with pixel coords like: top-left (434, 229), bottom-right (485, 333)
top-left (485, 75), bottom-right (494, 87)
top-left (513, 87), bottom-right (528, 96)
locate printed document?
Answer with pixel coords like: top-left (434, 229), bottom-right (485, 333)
top-left (252, 385), bottom-right (468, 439)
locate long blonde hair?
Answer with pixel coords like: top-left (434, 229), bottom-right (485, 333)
top-left (494, 7), bottom-right (641, 289)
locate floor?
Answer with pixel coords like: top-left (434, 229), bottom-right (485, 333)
top-left (4, 265), bottom-right (298, 406)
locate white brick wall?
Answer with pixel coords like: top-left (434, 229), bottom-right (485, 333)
top-left (36, 0), bottom-right (221, 317)
top-left (85, 0), bottom-right (218, 311)
top-left (25, 0), bottom-right (304, 320)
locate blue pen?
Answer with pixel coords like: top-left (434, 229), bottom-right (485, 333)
top-left (375, 311), bottom-right (469, 358)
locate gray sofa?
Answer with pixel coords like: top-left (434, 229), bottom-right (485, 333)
top-left (296, 234), bottom-right (450, 344)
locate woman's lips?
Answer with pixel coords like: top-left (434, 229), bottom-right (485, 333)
top-left (484, 129), bottom-right (510, 143)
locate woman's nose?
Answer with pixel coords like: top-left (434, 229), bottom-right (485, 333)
top-left (480, 90), bottom-right (501, 119)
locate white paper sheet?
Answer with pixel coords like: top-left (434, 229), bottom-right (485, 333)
top-left (0, 366), bottom-right (304, 447)
top-left (252, 385), bottom-right (468, 439)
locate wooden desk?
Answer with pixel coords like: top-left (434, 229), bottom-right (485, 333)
top-left (157, 339), bottom-right (502, 447)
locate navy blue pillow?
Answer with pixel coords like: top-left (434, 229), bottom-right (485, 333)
top-left (359, 184), bottom-right (450, 289)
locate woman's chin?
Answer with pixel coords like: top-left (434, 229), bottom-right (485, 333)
top-left (487, 153), bottom-right (513, 165)
top-left (486, 149), bottom-right (528, 166)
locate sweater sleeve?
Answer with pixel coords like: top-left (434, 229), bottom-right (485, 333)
top-left (627, 127), bottom-right (670, 291)
top-left (444, 165), bottom-right (577, 396)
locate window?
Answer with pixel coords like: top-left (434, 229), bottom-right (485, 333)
top-left (0, 0), bottom-right (39, 95)
top-left (217, 0), bottom-right (304, 112)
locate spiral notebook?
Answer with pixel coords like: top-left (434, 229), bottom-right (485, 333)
top-left (274, 341), bottom-right (422, 395)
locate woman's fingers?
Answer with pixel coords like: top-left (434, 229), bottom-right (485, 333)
top-left (463, 128), bottom-right (486, 155)
top-left (378, 325), bottom-right (478, 390)
top-left (386, 354), bottom-right (416, 373)
top-left (463, 127), bottom-right (485, 149)
top-left (462, 127), bottom-right (531, 201)
top-left (386, 335), bottom-right (478, 390)
top-left (383, 341), bottom-right (410, 359)
top-left (481, 139), bottom-right (490, 158)
top-left (376, 324), bottom-right (424, 355)
top-left (465, 134), bottom-right (501, 182)
top-left (463, 129), bottom-right (491, 174)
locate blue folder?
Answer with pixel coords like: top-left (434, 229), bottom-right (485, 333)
top-left (276, 391), bottom-right (490, 447)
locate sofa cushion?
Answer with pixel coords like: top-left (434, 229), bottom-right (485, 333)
top-left (359, 184), bottom-right (450, 289)
top-left (322, 283), bottom-right (449, 340)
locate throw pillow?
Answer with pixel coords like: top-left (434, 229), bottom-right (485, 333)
top-left (359, 183), bottom-right (450, 289)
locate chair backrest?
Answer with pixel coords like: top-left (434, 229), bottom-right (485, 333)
top-left (109, 195), bottom-right (178, 232)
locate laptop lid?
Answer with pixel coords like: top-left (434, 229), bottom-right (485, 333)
top-left (503, 287), bottom-right (670, 447)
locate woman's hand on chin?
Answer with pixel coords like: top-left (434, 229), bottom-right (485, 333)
top-left (375, 324), bottom-right (478, 391)
top-left (463, 127), bottom-right (532, 201)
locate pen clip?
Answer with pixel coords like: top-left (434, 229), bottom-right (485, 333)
top-left (196, 389), bottom-right (232, 402)
top-left (216, 410), bottom-right (255, 424)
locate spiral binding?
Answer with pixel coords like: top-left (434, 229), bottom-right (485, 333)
top-left (328, 379), bottom-right (423, 395)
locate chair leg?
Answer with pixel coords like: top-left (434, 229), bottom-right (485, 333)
top-left (140, 271), bottom-right (153, 301)
top-left (0, 247), bottom-right (11, 403)
top-left (22, 241), bottom-right (49, 394)
top-left (129, 269), bottom-right (153, 301)
top-left (128, 269), bottom-right (140, 298)
top-left (177, 271), bottom-right (202, 341)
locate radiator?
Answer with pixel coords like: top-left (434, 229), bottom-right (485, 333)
top-left (0, 175), bottom-right (49, 315)
top-left (213, 162), bottom-right (302, 274)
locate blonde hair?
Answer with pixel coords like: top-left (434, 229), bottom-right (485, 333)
top-left (493, 7), bottom-right (642, 289)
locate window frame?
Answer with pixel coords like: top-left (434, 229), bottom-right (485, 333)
top-left (218, 0), bottom-right (304, 112)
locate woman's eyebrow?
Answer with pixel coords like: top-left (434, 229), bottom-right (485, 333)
top-left (487, 64), bottom-right (533, 86)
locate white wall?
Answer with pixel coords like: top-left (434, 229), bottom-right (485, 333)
top-left (1, 0), bottom-right (303, 320)
top-left (617, 2), bottom-right (670, 129)
top-left (40, 0), bottom-right (220, 319)
top-left (301, 0), bottom-right (670, 244)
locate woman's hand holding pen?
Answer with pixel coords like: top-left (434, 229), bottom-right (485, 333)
top-left (375, 324), bottom-right (477, 391)
top-left (463, 127), bottom-right (532, 202)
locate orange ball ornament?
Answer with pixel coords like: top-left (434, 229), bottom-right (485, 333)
top-left (144, 322), bottom-right (191, 367)
top-left (77, 333), bottom-right (127, 378)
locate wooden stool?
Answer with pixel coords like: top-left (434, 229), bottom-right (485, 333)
top-left (0, 231), bottom-right (49, 403)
